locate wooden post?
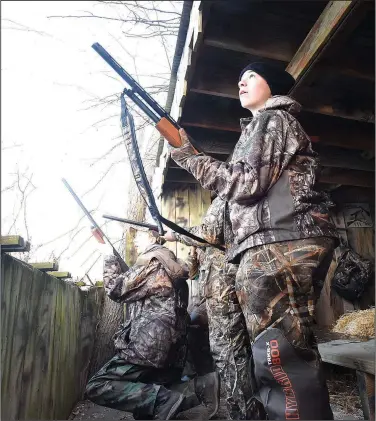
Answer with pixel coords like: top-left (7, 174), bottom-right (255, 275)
top-left (46, 272), bottom-right (71, 279)
top-left (356, 371), bottom-right (375, 420)
top-left (287, 1), bottom-right (357, 82)
top-left (1, 236), bottom-right (30, 252)
top-left (30, 262), bottom-right (59, 272)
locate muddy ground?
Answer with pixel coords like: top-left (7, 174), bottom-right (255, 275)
top-left (69, 364), bottom-right (364, 420)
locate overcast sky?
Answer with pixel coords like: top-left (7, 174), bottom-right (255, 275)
top-left (1, 1), bottom-right (180, 280)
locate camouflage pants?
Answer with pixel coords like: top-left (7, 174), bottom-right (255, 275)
top-left (205, 263), bottom-right (264, 420)
top-left (85, 354), bottom-right (182, 419)
top-left (235, 237), bottom-right (334, 345)
top-left (235, 237), bottom-right (335, 419)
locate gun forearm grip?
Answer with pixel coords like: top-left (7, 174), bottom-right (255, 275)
top-left (156, 118), bottom-right (182, 147)
top-left (156, 118), bottom-right (199, 154)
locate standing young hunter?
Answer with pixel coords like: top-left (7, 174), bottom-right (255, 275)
top-left (169, 63), bottom-right (338, 420)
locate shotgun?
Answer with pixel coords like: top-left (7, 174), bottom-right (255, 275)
top-left (62, 178), bottom-right (129, 272)
top-left (92, 42), bottom-right (201, 153)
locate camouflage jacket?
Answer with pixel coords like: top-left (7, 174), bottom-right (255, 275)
top-left (103, 245), bottom-right (189, 369)
top-left (175, 197), bottom-right (238, 298)
top-left (171, 96), bottom-right (338, 262)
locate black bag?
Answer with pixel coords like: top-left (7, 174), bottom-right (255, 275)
top-left (331, 247), bottom-right (373, 302)
top-left (252, 328), bottom-right (334, 420)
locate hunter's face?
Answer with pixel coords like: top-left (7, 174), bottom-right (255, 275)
top-left (238, 70), bottom-right (271, 111)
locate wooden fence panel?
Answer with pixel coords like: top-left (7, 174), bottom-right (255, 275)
top-left (1, 254), bottom-right (104, 420)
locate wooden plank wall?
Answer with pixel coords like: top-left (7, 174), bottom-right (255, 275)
top-left (161, 183), bottom-right (211, 303)
top-left (316, 187), bottom-right (375, 327)
top-left (1, 253), bottom-right (104, 420)
top-left (333, 188), bottom-right (375, 312)
top-left (331, 187), bottom-right (375, 260)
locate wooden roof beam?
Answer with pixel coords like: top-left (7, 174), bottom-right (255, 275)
top-left (180, 97), bottom-right (374, 151)
top-left (182, 118), bottom-right (374, 152)
top-left (319, 168), bottom-right (374, 188)
top-left (202, 3), bottom-right (374, 83)
top-left (203, 38), bottom-right (374, 82)
top-left (204, 36), bottom-right (290, 63)
top-left (189, 66), bottom-right (374, 122)
top-left (287, 0), bottom-right (371, 92)
top-left (203, 5), bottom-right (320, 64)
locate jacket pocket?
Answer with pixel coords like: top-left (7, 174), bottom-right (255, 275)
top-left (235, 201), bottom-right (263, 244)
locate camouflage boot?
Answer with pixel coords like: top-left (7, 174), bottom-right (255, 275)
top-left (153, 387), bottom-right (186, 420)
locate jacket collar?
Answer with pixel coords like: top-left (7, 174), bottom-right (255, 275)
top-left (239, 95), bottom-right (302, 130)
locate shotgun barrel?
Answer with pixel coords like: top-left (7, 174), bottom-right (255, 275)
top-left (62, 178), bottom-right (129, 271)
top-left (103, 214), bottom-right (165, 233)
top-left (92, 43), bottom-right (177, 126)
top-left (92, 42), bottom-right (202, 152)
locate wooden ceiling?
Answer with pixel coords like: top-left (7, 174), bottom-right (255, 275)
top-left (164, 0), bottom-right (375, 193)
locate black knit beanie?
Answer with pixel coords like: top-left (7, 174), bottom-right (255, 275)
top-left (239, 62), bottom-right (295, 95)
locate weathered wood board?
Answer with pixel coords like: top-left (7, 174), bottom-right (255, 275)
top-left (175, 187), bottom-right (190, 261)
top-left (318, 339), bottom-right (375, 375)
top-left (161, 184), bottom-right (212, 304)
top-left (161, 184), bottom-right (212, 260)
top-left (356, 370), bottom-right (375, 420)
top-left (161, 189), bottom-right (177, 256)
top-left (30, 262), bottom-right (59, 271)
top-left (46, 271), bottom-right (72, 279)
top-left (1, 235), bottom-right (31, 252)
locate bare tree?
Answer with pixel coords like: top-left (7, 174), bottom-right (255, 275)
top-left (1, 161), bottom-right (37, 263)
top-left (2, 1), bottom-right (181, 280)
top-left (48, 1), bottom-right (182, 37)
top-left (54, 0), bottom-right (181, 249)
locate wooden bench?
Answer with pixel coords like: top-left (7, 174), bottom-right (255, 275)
top-left (318, 338), bottom-right (375, 420)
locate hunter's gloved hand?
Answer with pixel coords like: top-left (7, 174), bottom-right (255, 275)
top-left (162, 229), bottom-right (177, 242)
top-left (179, 128), bottom-right (190, 146)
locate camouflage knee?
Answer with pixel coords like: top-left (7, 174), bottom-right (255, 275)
top-left (86, 377), bottom-right (160, 417)
top-left (85, 379), bottom-right (110, 404)
top-left (84, 357), bottom-right (160, 418)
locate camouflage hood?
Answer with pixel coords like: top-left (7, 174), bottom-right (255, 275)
top-left (240, 96), bottom-right (302, 130)
top-left (262, 95), bottom-right (302, 113)
top-left (135, 244), bottom-right (188, 281)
